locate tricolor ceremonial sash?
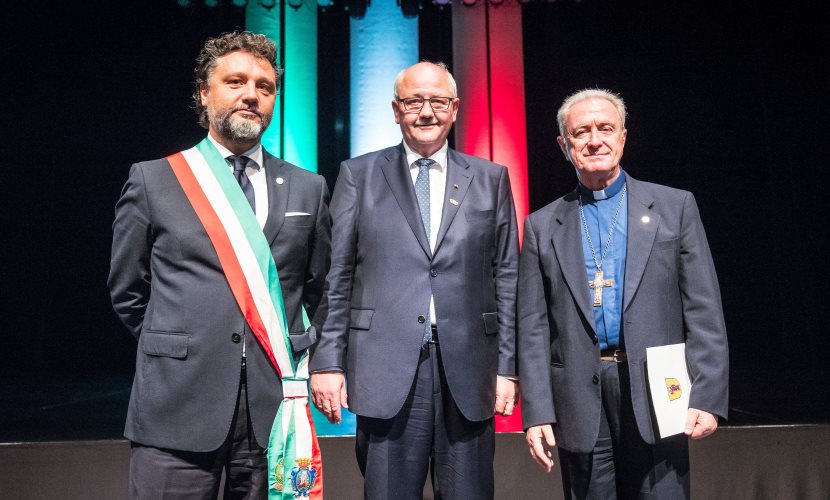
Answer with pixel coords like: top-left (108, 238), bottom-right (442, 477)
top-left (167, 139), bottom-right (323, 499)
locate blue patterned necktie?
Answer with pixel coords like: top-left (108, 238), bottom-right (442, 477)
top-left (414, 158), bottom-right (434, 345)
top-left (230, 155), bottom-right (256, 212)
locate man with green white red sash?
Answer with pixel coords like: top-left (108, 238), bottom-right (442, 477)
top-left (108, 32), bottom-right (330, 500)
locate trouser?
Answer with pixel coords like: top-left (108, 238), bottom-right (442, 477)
top-left (356, 343), bottom-right (495, 500)
top-left (558, 360), bottom-right (690, 500)
top-left (130, 366), bottom-right (268, 500)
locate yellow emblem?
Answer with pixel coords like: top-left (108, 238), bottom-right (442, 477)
top-left (665, 378), bottom-right (682, 401)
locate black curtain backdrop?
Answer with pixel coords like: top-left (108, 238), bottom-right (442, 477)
top-left (1, 0), bottom-right (827, 430)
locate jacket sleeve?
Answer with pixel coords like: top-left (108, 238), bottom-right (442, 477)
top-left (107, 164), bottom-right (153, 339)
top-left (308, 162), bottom-right (358, 371)
top-left (303, 175), bottom-right (332, 333)
top-left (494, 166), bottom-right (520, 377)
top-left (679, 192), bottom-right (729, 419)
top-left (517, 214), bottom-right (558, 429)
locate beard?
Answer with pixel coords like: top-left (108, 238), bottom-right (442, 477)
top-left (208, 106), bottom-right (273, 143)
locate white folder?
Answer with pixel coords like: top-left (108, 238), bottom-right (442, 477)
top-left (646, 343), bottom-right (691, 438)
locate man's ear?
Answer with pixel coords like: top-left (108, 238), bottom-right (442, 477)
top-left (392, 99), bottom-right (402, 125)
top-left (200, 83), bottom-right (209, 106)
top-left (557, 136), bottom-right (572, 162)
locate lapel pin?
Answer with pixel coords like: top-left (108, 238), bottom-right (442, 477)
top-left (641, 216), bottom-right (650, 223)
top-left (449, 198), bottom-right (459, 205)
top-left (453, 183), bottom-right (459, 189)
top-left (276, 177), bottom-right (285, 185)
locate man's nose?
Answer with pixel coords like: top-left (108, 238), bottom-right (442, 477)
top-left (241, 82), bottom-right (258, 102)
top-left (588, 128), bottom-right (602, 146)
top-left (418, 100), bottom-right (436, 118)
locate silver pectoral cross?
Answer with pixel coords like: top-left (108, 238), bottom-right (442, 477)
top-left (588, 270), bottom-right (613, 307)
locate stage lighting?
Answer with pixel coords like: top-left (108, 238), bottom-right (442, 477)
top-left (205, 0), bottom-right (220, 7)
top-left (258, 0), bottom-right (277, 10)
top-left (490, 0), bottom-right (504, 4)
top-left (288, 0), bottom-right (303, 8)
top-left (461, 0), bottom-right (478, 6)
top-left (177, 0), bottom-right (192, 6)
top-left (433, 0), bottom-right (451, 5)
top-left (317, 0), bottom-right (335, 6)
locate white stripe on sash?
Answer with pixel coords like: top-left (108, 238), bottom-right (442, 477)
top-left (181, 147), bottom-right (294, 377)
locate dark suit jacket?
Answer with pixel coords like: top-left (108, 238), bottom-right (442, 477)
top-left (518, 174), bottom-right (728, 453)
top-left (309, 144), bottom-right (519, 422)
top-left (108, 148), bottom-right (330, 452)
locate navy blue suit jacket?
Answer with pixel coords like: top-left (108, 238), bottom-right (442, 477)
top-left (310, 144), bottom-right (519, 421)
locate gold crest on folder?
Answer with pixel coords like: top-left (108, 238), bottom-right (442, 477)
top-left (665, 378), bottom-right (682, 401)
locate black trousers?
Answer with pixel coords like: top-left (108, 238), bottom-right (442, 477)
top-left (356, 343), bottom-right (495, 500)
top-left (129, 367), bottom-right (268, 500)
top-left (557, 360), bottom-right (690, 500)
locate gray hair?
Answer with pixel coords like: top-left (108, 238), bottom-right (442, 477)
top-left (393, 61), bottom-right (458, 99)
top-left (192, 31), bottom-right (283, 129)
top-left (556, 88), bottom-right (626, 137)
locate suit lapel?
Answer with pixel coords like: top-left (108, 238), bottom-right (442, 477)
top-left (550, 192), bottom-right (597, 334)
top-left (380, 145), bottom-right (431, 257)
top-left (261, 151), bottom-right (289, 245)
top-left (434, 149), bottom-right (472, 255)
top-left (623, 176), bottom-right (659, 312)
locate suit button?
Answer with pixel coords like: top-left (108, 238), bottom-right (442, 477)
top-left (417, 315), bottom-right (426, 324)
top-left (430, 269), bottom-right (438, 277)
top-left (231, 333), bottom-right (242, 343)
top-left (592, 374), bottom-right (600, 384)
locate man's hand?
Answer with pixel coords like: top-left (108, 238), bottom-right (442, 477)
top-left (526, 424), bottom-right (556, 472)
top-left (310, 371), bottom-right (348, 424)
top-left (494, 376), bottom-right (519, 416)
top-left (684, 407), bottom-right (718, 439)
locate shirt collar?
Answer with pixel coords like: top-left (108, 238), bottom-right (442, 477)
top-left (207, 134), bottom-right (263, 169)
top-left (578, 169), bottom-right (626, 201)
top-left (403, 140), bottom-right (448, 173)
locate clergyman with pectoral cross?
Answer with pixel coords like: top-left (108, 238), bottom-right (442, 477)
top-left (517, 88), bottom-right (729, 500)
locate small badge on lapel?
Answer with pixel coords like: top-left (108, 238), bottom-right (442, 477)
top-left (276, 177), bottom-right (285, 185)
top-left (449, 198), bottom-right (459, 205)
top-left (453, 183), bottom-right (459, 189)
top-left (641, 215), bottom-right (650, 223)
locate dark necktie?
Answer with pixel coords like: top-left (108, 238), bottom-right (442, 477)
top-left (230, 155), bottom-right (256, 212)
top-left (414, 158), bottom-right (434, 345)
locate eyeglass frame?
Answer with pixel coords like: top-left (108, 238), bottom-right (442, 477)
top-left (395, 96), bottom-right (457, 113)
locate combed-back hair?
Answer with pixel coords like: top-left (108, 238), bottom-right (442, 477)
top-left (556, 88), bottom-right (626, 137)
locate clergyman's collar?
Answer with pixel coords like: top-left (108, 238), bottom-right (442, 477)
top-left (577, 170), bottom-right (626, 201)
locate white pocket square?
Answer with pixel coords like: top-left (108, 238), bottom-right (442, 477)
top-left (285, 212), bottom-right (311, 217)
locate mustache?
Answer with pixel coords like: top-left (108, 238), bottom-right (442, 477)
top-left (232, 107), bottom-right (263, 119)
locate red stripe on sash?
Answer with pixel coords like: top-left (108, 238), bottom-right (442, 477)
top-left (306, 403), bottom-right (324, 499)
top-left (167, 152), bottom-right (281, 376)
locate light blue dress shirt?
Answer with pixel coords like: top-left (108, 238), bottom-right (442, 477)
top-left (578, 171), bottom-right (628, 350)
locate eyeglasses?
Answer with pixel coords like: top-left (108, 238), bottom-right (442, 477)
top-left (396, 96), bottom-right (455, 112)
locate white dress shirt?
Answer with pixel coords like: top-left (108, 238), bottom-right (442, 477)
top-left (403, 140), bottom-right (448, 326)
top-left (207, 134), bottom-right (269, 229)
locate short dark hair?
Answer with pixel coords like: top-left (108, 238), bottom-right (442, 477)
top-left (192, 31), bottom-right (283, 129)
